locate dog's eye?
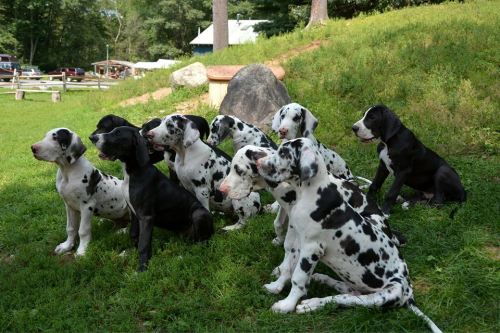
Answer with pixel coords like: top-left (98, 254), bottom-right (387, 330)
top-left (292, 115), bottom-right (301, 122)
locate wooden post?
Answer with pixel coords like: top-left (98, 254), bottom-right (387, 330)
top-left (11, 69), bottom-right (17, 89)
top-left (62, 72), bottom-right (67, 92)
top-left (98, 75), bottom-right (101, 90)
top-left (51, 91), bottom-right (61, 102)
top-left (15, 89), bottom-right (25, 100)
top-left (16, 72), bottom-right (20, 90)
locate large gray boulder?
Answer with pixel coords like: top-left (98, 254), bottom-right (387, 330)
top-left (219, 64), bottom-right (291, 130)
top-left (169, 62), bottom-right (208, 88)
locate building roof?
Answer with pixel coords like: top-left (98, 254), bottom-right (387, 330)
top-left (132, 59), bottom-right (180, 70)
top-left (91, 60), bottom-right (135, 67)
top-left (190, 20), bottom-right (268, 46)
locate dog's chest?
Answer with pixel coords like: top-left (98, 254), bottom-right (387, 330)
top-left (379, 145), bottom-right (394, 174)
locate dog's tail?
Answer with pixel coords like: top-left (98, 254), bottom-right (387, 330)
top-left (188, 206), bottom-right (215, 241)
top-left (407, 299), bottom-right (443, 333)
top-left (355, 176), bottom-right (372, 188)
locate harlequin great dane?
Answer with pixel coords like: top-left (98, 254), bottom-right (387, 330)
top-left (90, 126), bottom-right (214, 271)
top-left (219, 145), bottom-right (405, 247)
top-left (271, 103), bottom-right (357, 180)
top-left (31, 128), bottom-right (130, 256)
top-left (207, 115), bottom-right (278, 152)
top-left (146, 114), bottom-right (260, 231)
top-left (254, 138), bottom-right (442, 333)
top-left (352, 104), bottom-right (466, 214)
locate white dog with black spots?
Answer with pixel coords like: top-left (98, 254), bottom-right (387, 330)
top-left (31, 128), bottom-right (129, 256)
top-left (146, 114), bottom-right (260, 231)
top-left (253, 138), bottom-right (442, 333)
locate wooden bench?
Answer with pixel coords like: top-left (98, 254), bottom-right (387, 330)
top-left (206, 65), bottom-right (285, 108)
top-left (15, 89), bottom-right (61, 102)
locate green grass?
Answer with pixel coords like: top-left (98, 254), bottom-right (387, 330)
top-left (1, 1), bottom-right (499, 332)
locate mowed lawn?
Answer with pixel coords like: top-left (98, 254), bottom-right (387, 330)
top-left (1, 1), bottom-right (499, 332)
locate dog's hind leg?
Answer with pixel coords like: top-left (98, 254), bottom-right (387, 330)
top-left (311, 273), bottom-right (361, 295)
top-left (55, 204), bottom-right (80, 254)
top-left (296, 283), bottom-right (404, 313)
top-left (223, 192), bottom-right (260, 231)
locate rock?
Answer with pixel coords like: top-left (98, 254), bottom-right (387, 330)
top-left (219, 64), bottom-right (291, 130)
top-left (169, 62), bottom-right (208, 88)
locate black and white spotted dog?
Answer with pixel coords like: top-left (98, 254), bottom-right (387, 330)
top-left (219, 145), bottom-right (405, 246)
top-left (352, 105), bottom-right (466, 214)
top-left (146, 114), bottom-right (261, 231)
top-left (254, 138), bottom-right (442, 333)
top-left (207, 115), bottom-right (278, 151)
top-left (272, 103), bottom-right (357, 181)
top-left (31, 128), bottom-right (129, 256)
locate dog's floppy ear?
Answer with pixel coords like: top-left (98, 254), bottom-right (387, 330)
top-left (298, 145), bottom-right (318, 181)
top-left (299, 107), bottom-right (318, 138)
top-left (271, 106), bottom-right (284, 132)
top-left (218, 116), bottom-right (234, 142)
top-left (245, 149), bottom-right (267, 162)
top-left (381, 106), bottom-right (402, 142)
top-left (67, 135), bottom-right (87, 164)
top-left (133, 131), bottom-right (150, 167)
top-left (183, 120), bottom-right (200, 148)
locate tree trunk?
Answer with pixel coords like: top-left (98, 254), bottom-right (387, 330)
top-left (213, 0), bottom-right (228, 51)
top-left (306, 0), bottom-right (329, 29)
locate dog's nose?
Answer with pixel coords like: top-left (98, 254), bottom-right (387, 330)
top-left (352, 125), bottom-right (359, 133)
top-left (278, 128), bottom-right (288, 136)
top-left (31, 145), bottom-right (38, 154)
top-left (219, 182), bottom-right (229, 194)
top-left (146, 131), bottom-right (154, 139)
top-left (89, 135), bottom-right (98, 143)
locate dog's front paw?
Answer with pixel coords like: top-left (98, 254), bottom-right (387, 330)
top-left (54, 241), bottom-right (74, 254)
top-left (263, 201), bottom-right (280, 213)
top-left (271, 299), bottom-right (297, 313)
top-left (222, 222), bottom-right (245, 231)
top-left (75, 246), bottom-right (87, 257)
top-left (296, 298), bottom-right (325, 313)
top-left (263, 280), bottom-right (284, 294)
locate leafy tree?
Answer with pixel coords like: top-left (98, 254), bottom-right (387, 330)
top-left (0, 4), bottom-right (17, 53)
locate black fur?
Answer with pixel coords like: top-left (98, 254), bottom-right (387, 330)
top-left (91, 127), bottom-right (214, 271)
top-left (354, 105), bottom-right (466, 214)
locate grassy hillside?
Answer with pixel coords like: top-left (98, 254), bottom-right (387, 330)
top-left (0, 1), bottom-right (498, 332)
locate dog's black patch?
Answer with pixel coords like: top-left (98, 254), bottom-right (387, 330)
top-left (213, 190), bottom-right (224, 203)
top-left (300, 258), bottom-right (312, 272)
top-left (281, 190), bottom-right (296, 203)
top-left (340, 235), bottom-right (360, 256)
top-left (310, 183), bottom-right (343, 222)
top-left (374, 265), bottom-right (385, 278)
top-left (86, 169), bottom-right (102, 196)
top-left (358, 249), bottom-right (380, 266)
top-left (362, 269), bottom-right (384, 288)
top-left (342, 181), bottom-right (364, 208)
top-left (362, 222), bottom-right (377, 242)
top-left (236, 122), bottom-right (244, 131)
top-left (192, 178), bottom-right (206, 187)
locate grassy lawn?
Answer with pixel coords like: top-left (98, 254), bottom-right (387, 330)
top-left (0, 1), bottom-right (499, 332)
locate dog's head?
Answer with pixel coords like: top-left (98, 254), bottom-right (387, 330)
top-left (256, 138), bottom-right (319, 184)
top-left (219, 146), bottom-right (271, 199)
top-left (207, 115), bottom-right (236, 146)
top-left (146, 114), bottom-right (200, 151)
top-left (31, 128), bottom-right (87, 165)
top-left (352, 105), bottom-right (402, 143)
top-left (90, 126), bottom-right (149, 166)
top-left (271, 103), bottom-right (318, 141)
top-left (91, 114), bottom-right (138, 136)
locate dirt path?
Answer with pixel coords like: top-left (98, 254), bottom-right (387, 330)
top-left (119, 40), bottom-right (328, 110)
top-left (119, 87), bottom-right (172, 107)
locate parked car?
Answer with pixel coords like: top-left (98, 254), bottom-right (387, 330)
top-left (21, 65), bottom-right (42, 79)
top-left (0, 54), bottom-right (21, 82)
top-left (48, 67), bottom-right (85, 82)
